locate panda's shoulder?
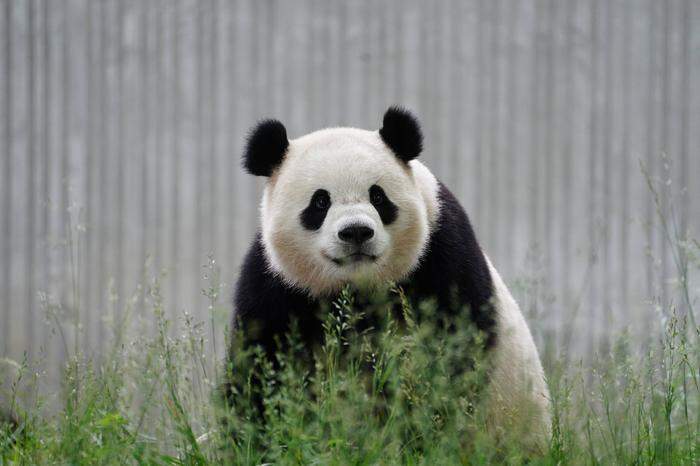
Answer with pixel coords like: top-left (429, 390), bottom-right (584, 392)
top-left (235, 235), bottom-right (270, 306)
top-left (434, 182), bottom-right (493, 299)
top-left (424, 181), bottom-right (486, 269)
top-left (234, 234), bottom-right (312, 323)
top-left (405, 180), bottom-right (497, 342)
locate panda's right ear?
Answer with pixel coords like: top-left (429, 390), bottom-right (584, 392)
top-left (242, 119), bottom-right (289, 177)
top-left (379, 106), bottom-right (423, 163)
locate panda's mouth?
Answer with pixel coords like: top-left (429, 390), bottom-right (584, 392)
top-left (324, 251), bottom-right (378, 266)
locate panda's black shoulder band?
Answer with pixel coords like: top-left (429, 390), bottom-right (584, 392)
top-left (243, 119), bottom-right (289, 177)
top-left (379, 106), bottom-right (423, 163)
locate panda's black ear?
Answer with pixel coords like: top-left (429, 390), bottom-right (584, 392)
top-left (379, 106), bottom-right (423, 163)
top-left (243, 119), bottom-right (289, 177)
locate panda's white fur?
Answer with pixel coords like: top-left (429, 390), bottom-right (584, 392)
top-left (261, 127), bottom-right (436, 297)
top-left (483, 256), bottom-right (551, 447)
top-left (232, 108), bottom-right (551, 451)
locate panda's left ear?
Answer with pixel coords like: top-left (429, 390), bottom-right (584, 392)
top-left (379, 106), bottom-right (423, 163)
top-left (242, 119), bottom-right (289, 177)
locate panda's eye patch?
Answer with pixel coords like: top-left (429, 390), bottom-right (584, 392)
top-left (369, 185), bottom-right (398, 225)
top-left (300, 189), bottom-right (331, 231)
top-left (369, 184), bottom-right (388, 205)
top-left (314, 190), bottom-right (331, 210)
top-left (370, 185), bottom-right (386, 205)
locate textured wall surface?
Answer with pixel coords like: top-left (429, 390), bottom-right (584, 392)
top-left (1, 0), bottom-right (699, 387)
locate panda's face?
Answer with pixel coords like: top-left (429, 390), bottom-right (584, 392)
top-left (259, 127), bottom-right (436, 297)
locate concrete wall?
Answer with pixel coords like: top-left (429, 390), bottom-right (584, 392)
top-left (1, 0), bottom-right (698, 386)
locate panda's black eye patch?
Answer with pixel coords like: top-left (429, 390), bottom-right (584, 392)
top-left (369, 184), bottom-right (398, 225)
top-left (314, 192), bottom-right (330, 210)
top-left (300, 189), bottom-right (331, 231)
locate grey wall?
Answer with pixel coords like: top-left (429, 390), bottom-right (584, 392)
top-left (1, 0), bottom-right (699, 384)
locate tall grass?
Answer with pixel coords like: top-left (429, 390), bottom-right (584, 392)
top-left (1, 172), bottom-right (698, 464)
top-left (2, 258), bottom-right (697, 464)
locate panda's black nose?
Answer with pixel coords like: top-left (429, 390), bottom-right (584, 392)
top-left (338, 225), bottom-right (374, 245)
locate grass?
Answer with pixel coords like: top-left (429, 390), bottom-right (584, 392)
top-left (1, 274), bottom-right (698, 465)
top-left (1, 172), bottom-right (699, 465)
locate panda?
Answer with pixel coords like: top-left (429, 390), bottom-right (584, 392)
top-left (229, 107), bottom-right (550, 449)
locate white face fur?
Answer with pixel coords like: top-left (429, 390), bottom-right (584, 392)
top-left (260, 127), bottom-right (439, 297)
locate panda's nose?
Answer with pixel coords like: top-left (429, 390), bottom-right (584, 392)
top-left (338, 225), bottom-right (374, 245)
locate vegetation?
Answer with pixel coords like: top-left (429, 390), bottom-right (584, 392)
top-left (1, 172), bottom-right (698, 465)
top-left (1, 262), bottom-right (697, 464)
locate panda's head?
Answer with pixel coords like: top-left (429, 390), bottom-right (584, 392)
top-left (244, 107), bottom-right (439, 297)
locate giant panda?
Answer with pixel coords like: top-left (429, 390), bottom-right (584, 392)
top-left (229, 107), bottom-right (550, 449)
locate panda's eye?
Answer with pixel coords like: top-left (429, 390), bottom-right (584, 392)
top-left (369, 185), bottom-right (385, 205)
top-left (313, 190), bottom-right (331, 210)
top-left (301, 189), bottom-right (331, 230)
top-left (369, 184), bottom-right (398, 225)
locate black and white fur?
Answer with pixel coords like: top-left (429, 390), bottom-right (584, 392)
top-left (231, 107), bottom-right (550, 447)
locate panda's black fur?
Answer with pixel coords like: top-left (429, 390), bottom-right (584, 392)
top-left (398, 182), bottom-right (497, 347)
top-left (231, 182), bottom-right (496, 360)
top-left (300, 189), bottom-right (332, 231)
top-left (242, 119), bottom-right (289, 177)
top-left (232, 235), bottom-right (321, 360)
top-left (378, 106), bottom-right (423, 162)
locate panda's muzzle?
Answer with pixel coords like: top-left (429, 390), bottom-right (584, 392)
top-left (324, 224), bottom-right (377, 265)
top-left (324, 216), bottom-right (382, 266)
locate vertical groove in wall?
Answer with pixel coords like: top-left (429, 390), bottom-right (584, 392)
top-left (601, 0), bottom-right (613, 350)
top-left (659, 0), bottom-right (670, 312)
top-left (543, 0), bottom-right (555, 298)
top-left (560, 0), bottom-right (574, 346)
top-left (26, 0), bottom-right (36, 358)
top-left (503, 0), bottom-right (518, 275)
top-left (139, 0), bottom-right (148, 281)
top-left (98, 0), bottom-right (108, 342)
top-left (393, 0), bottom-right (403, 104)
top-left (432, 0), bottom-right (444, 178)
top-left (2, 0), bottom-right (13, 357)
top-left (336, 0), bottom-right (348, 122)
top-left (194, 0), bottom-right (204, 299)
top-left (678, 0), bottom-right (690, 308)
top-left (170, 0), bottom-right (181, 321)
top-left (40, 0), bottom-right (51, 358)
top-left (96, 0), bottom-right (107, 350)
top-left (530, 0), bottom-right (541, 263)
top-left (474, 0), bottom-right (484, 227)
top-left (644, 0), bottom-right (658, 347)
top-left (587, 0), bottom-right (599, 355)
top-left (321, 0), bottom-right (332, 124)
top-left (209, 0), bottom-right (219, 258)
top-left (619, 0), bottom-right (631, 322)
top-left (448, 0), bottom-right (462, 216)
top-left (155, 0), bottom-right (165, 274)
top-left (83, 0), bottom-right (94, 351)
top-left (526, 0), bottom-right (541, 322)
top-left (225, 0), bottom-right (237, 282)
top-left (488, 0), bottom-right (500, 256)
top-left (114, 0), bottom-right (124, 321)
top-left (360, 0), bottom-right (370, 125)
top-left (59, 0), bottom-right (70, 361)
